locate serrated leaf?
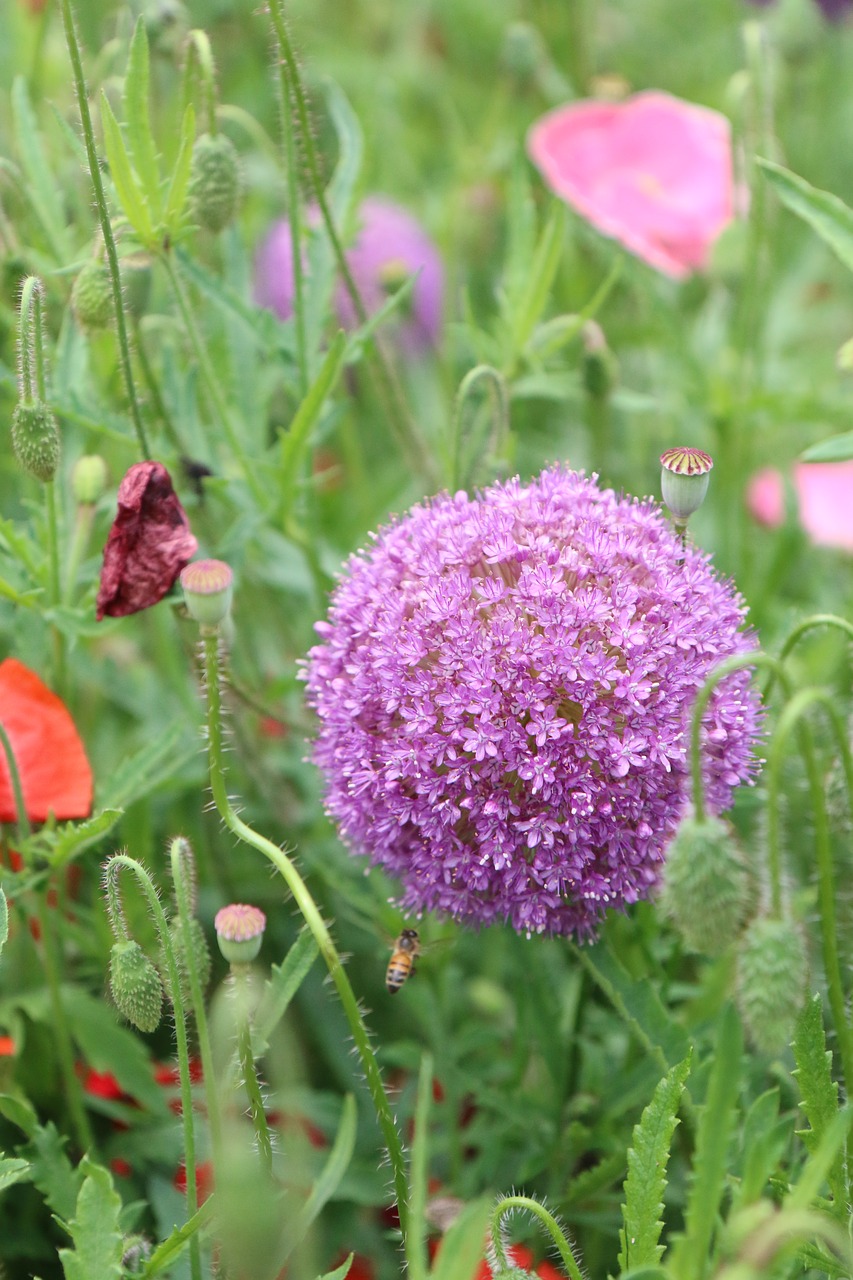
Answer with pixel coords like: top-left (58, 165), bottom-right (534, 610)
top-left (279, 330), bottom-right (347, 523)
top-left (99, 91), bottom-right (154, 246)
top-left (28, 1122), bottom-right (82, 1221)
top-left (20, 809), bottom-right (123, 870)
top-left (58, 1159), bottom-right (124, 1280)
top-left (786, 1107), bottom-right (851, 1212)
top-left (98, 722), bottom-right (198, 811)
top-left (758, 158), bottom-right (853, 275)
top-left (11, 77), bottom-right (71, 260)
top-left (139, 1200), bottom-right (215, 1277)
top-left (618, 1052), bottom-right (691, 1270)
top-left (574, 941), bottom-right (690, 1070)
top-left (792, 995), bottom-right (846, 1214)
top-left (796, 1241), bottom-right (851, 1279)
top-left (163, 103), bottom-right (196, 236)
top-left (429, 1196), bottom-right (494, 1280)
top-left (124, 19), bottom-right (162, 220)
top-left (0, 1156), bottom-right (31, 1193)
top-left (800, 433), bottom-right (853, 463)
top-left (253, 929), bottom-right (319, 1053)
top-left (281, 1094), bottom-right (357, 1263)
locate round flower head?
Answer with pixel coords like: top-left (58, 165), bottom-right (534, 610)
top-left (304, 469), bottom-right (761, 938)
top-left (528, 91), bottom-right (736, 279)
top-left (254, 197), bottom-right (443, 356)
top-left (214, 903), bottom-right (266, 964)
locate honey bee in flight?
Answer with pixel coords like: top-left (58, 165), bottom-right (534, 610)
top-left (385, 928), bottom-right (421, 994)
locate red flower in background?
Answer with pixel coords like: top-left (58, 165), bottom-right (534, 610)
top-left (96, 461), bottom-right (197, 620)
top-left (174, 1159), bottom-right (214, 1204)
top-left (0, 659), bottom-right (93, 823)
top-left (476, 1244), bottom-right (566, 1279)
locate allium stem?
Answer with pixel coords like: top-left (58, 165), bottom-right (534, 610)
top-left (765, 689), bottom-right (853, 1104)
top-left (57, 0), bottom-right (151, 461)
top-left (199, 633), bottom-right (411, 1244)
top-left (105, 853), bottom-right (203, 1280)
top-left (488, 1194), bottom-right (584, 1280)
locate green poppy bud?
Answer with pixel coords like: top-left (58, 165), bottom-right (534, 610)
top-left (11, 400), bottom-right (60, 482)
top-left (164, 916), bottom-right (212, 1005)
top-left (189, 133), bottom-right (242, 234)
top-left (71, 454), bottom-right (109, 506)
top-left (661, 813), bottom-right (754, 955)
top-left (71, 261), bottom-right (113, 330)
top-left (736, 915), bottom-right (808, 1052)
top-left (110, 939), bottom-right (163, 1033)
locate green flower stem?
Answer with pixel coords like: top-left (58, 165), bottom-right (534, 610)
top-left (232, 965), bottom-right (274, 1174)
top-left (62, 502), bottom-right (96, 607)
top-left (200, 632), bottom-right (411, 1243)
top-left (689, 651), bottom-right (791, 824)
top-left (489, 1195), bottom-right (584, 1280)
top-left (769, 613), bottom-right (853, 697)
top-left (58, 0), bottom-right (151, 460)
top-left (17, 276), bottom-right (44, 403)
top-left (270, 42), bottom-right (307, 396)
top-left (405, 1053), bottom-right (433, 1280)
top-left (182, 30), bottom-right (218, 135)
top-left (160, 252), bottom-right (266, 508)
top-left (0, 723), bottom-right (30, 843)
top-left (106, 854), bottom-right (203, 1280)
top-left (449, 365), bottom-right (510, 493)
top-left (765, 688), bottom-right (853, 1103)
top-left (170, 839), bottom-right (223, 1168)
top-left (44, 479), bottom-right (64, 689)
top-left (264, 0), bottom-right (436, 486)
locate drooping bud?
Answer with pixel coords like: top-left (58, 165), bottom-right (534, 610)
top-left (71, 261), bottom-right (114, 330)
top-left (165, 916), bottom-right (212, 1005)
top-left (736, 915), bottom-right (808, 1052)
top-left (110, 939), bottom-right (163, 1033)
top-left (72, 455), bottom-right (109, 506)
top-left (214, 903), bottom-right (266, 965)
top-left (11, 401), bottom-right (60, 482)
top-left (581, 319), bottom-right (619, 400)
top-left (189, 133), bottom-right (242, 234)
top-left (660, 813), bottom-right (755, 955)
top-left (660, 447), bottom-right (713, 523)
top-left (180, 558), bottom-right (234, 629)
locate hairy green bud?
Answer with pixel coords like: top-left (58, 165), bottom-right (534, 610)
top-left (11, 400), bottom-right (60, 482)
top-left (71, 454), bottom-right (109, 505)
top-left (189, 133), bottom-right (242, 233)
top-left (661, 813), bottom-right (754, 955)
top-left (110, 939), bottom-right (163, 1033)
top-left (71, 261), bottom-right (113, 330)
top-left (736, 915), bottom-right (808, 1052)
top-left (164, 916), bottom-right (212, 1005)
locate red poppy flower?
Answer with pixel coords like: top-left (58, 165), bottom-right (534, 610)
top-left (0, 1036), bottom-right (16, 1056)
top-left (110, 1157), bottom-right (132, 1178)
top-left (96, 461), bottom-right (198, 620)
top-left (0, 659), bottom-right (93, 824)
top-left (79, 1068), bottom-right (127, 1101)
top-left (174, 1159), bottom-right (214, 1204)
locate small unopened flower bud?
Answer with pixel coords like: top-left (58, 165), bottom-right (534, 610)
top-left (581, 319), bottom-right (619, 400)
top-left (189, 133), bottom-right (242, 233)
top-left (736, 915), bottom-right (808, 1052)
top-left (661, 813), bottom-right (754, 955)
top-left (110, 939), bottom-right (163, 1033)
top-left (71, 261), bottom-right (113, 330)
top-left (181, 559), bottom-right (234, 628)
top-left (72, 454), bottom-right (109, 505)
top-left (11, 401), bottom-right (60, 482)
top-left (120, 253), bottom-right (153, 319)
top-left (165, 916), bottom-right (212, 1005)
top-left (501, 20), bottom-right (545, 84)
top-left (660, 447), bottom-right (713, 522)
top-left (214, 903), bottom-right (266, 964)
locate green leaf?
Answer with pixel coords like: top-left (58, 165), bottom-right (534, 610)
top-left (99, 91), bottom-right (154, 246)
top-left (786, 1107), bottom-right (851, 1212)
top-left (0, 1156), bottom-right (31, 1194)
top-left (98, 722), bottom-right (198, 811)
top-left (58, 1159), bottom-right (124, 1280)
top-left (574, 941), bottom-right (690, 1070)
top-left (19, 809), bottom-right (123, 871)
top-left (758, 158), bottom-right (853, 275)
top-left (124, 19), bottom-right (162, 220)
top-left (734, 1089), bottom-right (790, 1209)
top-left (510, 200), bottom-right (568, 353)
top-left (279, 330), bottom-right (347, 523)
top-left (163, 102), bottom-right (196, 236)
top-left (669, 1005), bottom-right (743, 1280)
top-left (139, 1200), bottom-right (215, 1277)
top-left (800, 433), bottom-right (853, 463)
top-left (317, 1255), bottom-right (358, 1280)
top-left (618, 1052), bottom-right (692, 1270)
top-left (792, 995), bottom-right (847, 1215)
top-left (28, 1122), bottom-right (82, 1222)
top-left (62, 987), bottom-right (167, 1110)
top-left (428, 1196), bottom-right (494, 1280)
top-left (11, 76), bottom-right (71, 260)
top-left (796, 1241), bottom-right (851, 1279)
top-left (0, 1092), bottom-right (38, 1137)
top-left (282, 1094), bottom-right (357, 1261)
top-left (253, 928), bottom-right (320, 1053)
top-left (324, 80), bottom-right (364, 224)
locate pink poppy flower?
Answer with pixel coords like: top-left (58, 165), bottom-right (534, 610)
top-left (746, 461), bottom-right (853, 551)
top-left (527, 91), bottom-right (736, 279)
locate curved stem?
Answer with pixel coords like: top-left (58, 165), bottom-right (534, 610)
top-left (450, 364), bottom-right (510, 492)
top-left (766, 614), bottom-right (853, 700)
top-left (58, 0), bottom-right (151, 460)
top-left (489, 1194), bottom-right (584, 1280)
top-left (200, 633), bottom-right (410, 1243)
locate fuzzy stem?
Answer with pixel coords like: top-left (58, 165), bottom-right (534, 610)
top-left (17, 275), bottom-right (44, 403)
top-left (199, 632), bottom-right (411, 1243)
top-left (489, 1194), bottom-right (584, 1280)
top-left (105, 853), bottom-right (203, 1280)
top-left (0, 722), bottom-right (30, 844)
top-left (57, 0), bottom-right (151, 460)
top-left (765, 688), bottom-right (853, 1105)
top-left (271, 43), bottom-right (307, 395)
top-left (769, 613), bottom-right (853, 698)
top-left (404, 1053), bottom-right (432, 1280)
top-left (232, 965), bottom-right (274, 1173)
top-left (102, 858), bottom-right (130, 943)
top-left (170, 838), bottom-right (223, 1167)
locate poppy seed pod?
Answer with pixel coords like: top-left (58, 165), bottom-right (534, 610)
top-left (660, 448), bottom-right (713, 522)
top-left (214, 903), bottom-right (267, 964)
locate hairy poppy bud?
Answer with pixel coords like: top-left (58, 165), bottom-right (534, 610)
top-left (71, 261), bottom-right (113, 330)
top-left (11, 401), bottom-right (60, 482)
top-left (189, 133), bottom-right (242, 233)
top-left (110, 939), bottom-right (163, 1033)
top-left (661, 813), bottom-right (754, 955)
top-left (72, 455), bottom-right (109, 506)
top-left (165, 916), bottom-right (212, 1005)
top-left (214, 903), bottom-right (266, 964)
top-left (120, 252), bottom-right (153, 319)
top-left (736, 915), bottom-right (808, 1052)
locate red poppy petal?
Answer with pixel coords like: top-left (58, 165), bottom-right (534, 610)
top-left (0, 659), bottom-right (93, 823)
top-left (96, 461), bottom-right (198, 620)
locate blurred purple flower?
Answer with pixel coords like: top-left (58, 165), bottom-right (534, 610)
top-left (304, 468), bottom-right (761, 939)
top-left (746, 0), bottom-right (852, 19)
top-left (254, 197), bottom-right (443, 355)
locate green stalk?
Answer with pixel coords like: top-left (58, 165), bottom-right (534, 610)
top-left (105, 854), bottom-right (204, 1280)
top-left (272, 45), bottom-right (307, 395)
top-left (199, 632), bottom-right (411, 1243)
top-left (489, 1194), bottom-right (584, 1280)
top-left (58, 0), bottom-right (151, 460)
top-left (231, 965), bottom-right (274, 1173)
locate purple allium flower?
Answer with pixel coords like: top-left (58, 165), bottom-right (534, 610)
top-left (746, 0), bottom-right (852, 19)
top-left (303, 468), bottom-right (761, 939)
top-left (254, 197), bottom-right (443, 355)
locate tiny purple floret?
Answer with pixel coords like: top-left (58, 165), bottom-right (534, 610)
top-left (303, 468), bottom-right (762, 939)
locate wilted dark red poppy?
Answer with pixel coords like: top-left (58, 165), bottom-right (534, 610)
top-left (96, 461), bottom-right (198, 620)
top-left (0, 659), bottom-right (93, 824)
